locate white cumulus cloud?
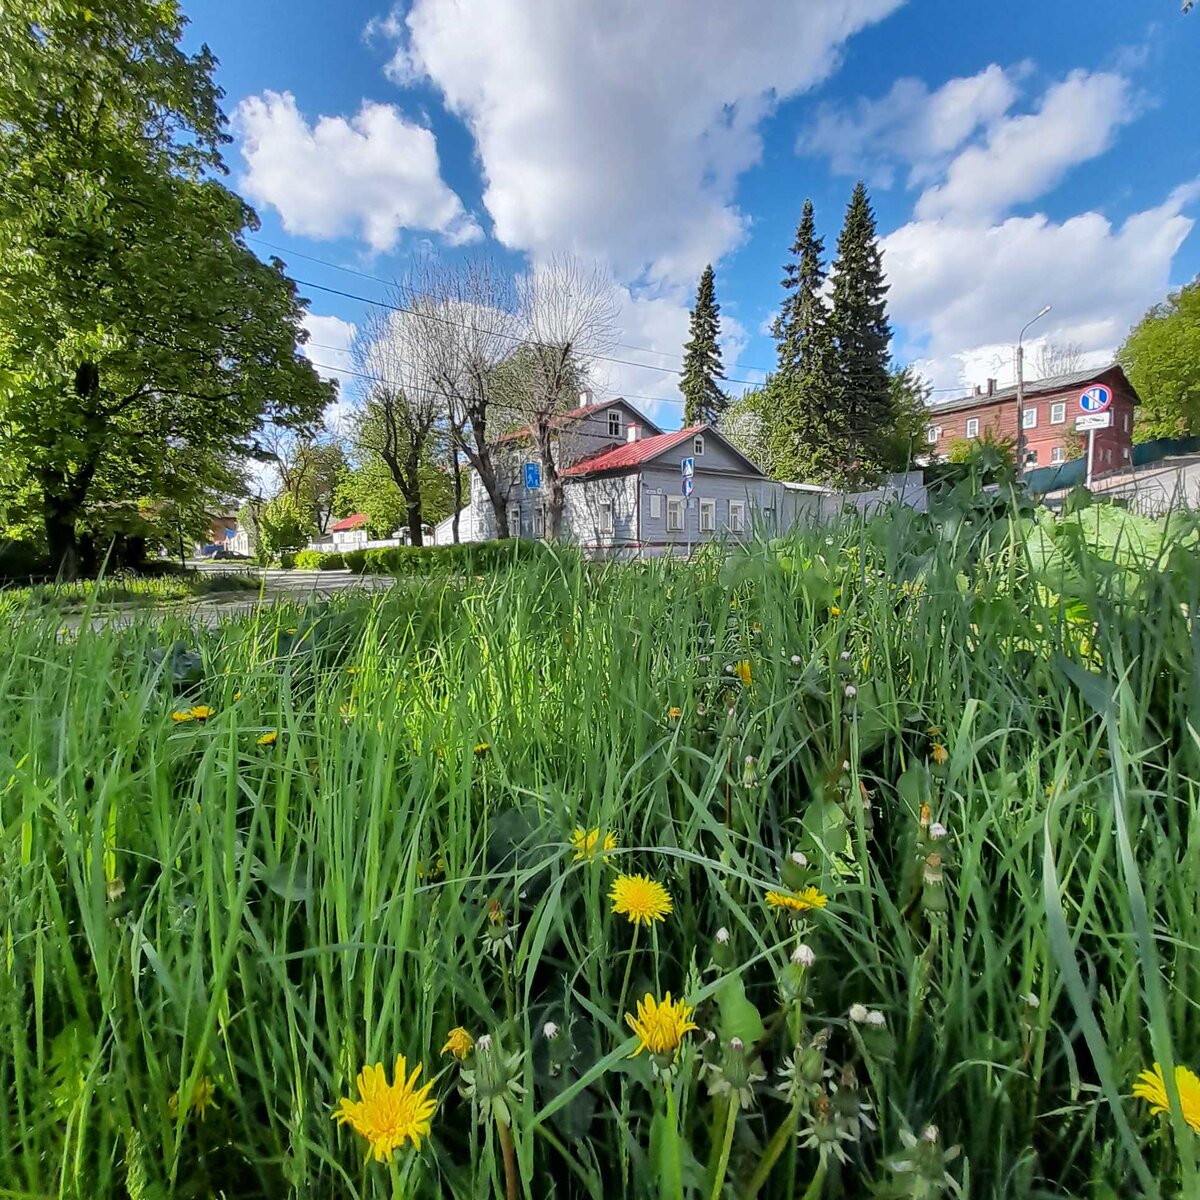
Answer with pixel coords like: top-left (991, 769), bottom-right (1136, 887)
top-left (800, 64), bottom-right (1022, 186)
top-left (235, 90), bottom-right (481, 253)
top-left (914, 70), bottom-right (1135, 222)
top-left (372, 0), bottom-right (903, 285)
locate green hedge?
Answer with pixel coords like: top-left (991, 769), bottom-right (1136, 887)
top-left (294, 549), bottom-right (345, 570)
top-left (364, 539), bottom-right (556, 575)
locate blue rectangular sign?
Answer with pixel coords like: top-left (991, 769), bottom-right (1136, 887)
top-left (524, 462), bottom-right (541, 489)
top-left (681, 457), bottom-right (695, 478)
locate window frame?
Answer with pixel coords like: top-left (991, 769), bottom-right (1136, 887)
top-left (666, 497), bottom-right (684, 532)
top-left (926, 425), bottom-right (941, 445)
top-left (1050, 402), bottom-right (1066, 425)
top-left (532, 505), bottom-right (545, 538)
top-left (607, 408), bottom-right (621, 438)
top-left (648, 493), bottom-right (663, 520)
top-left (728, 499), bottom-right (746, 533)
top-left (1022, 407), bottom-right (1038, 430)
top-left (1050, 446), bottom-right (1065, 465)
top-left (507, 503), bottom-right (521, 536)
top-left (598, 499), bottom-right (614, 536)
top-left (698, 498), bottom-right (716, 532)
top-left (965, 418), bottom-right (979, 439)
top-left (693, 435), bottom-right (705, 456)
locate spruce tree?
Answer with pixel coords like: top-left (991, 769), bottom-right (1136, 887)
top-left (768, 200), bottom-right (840, 482)
top-left (829, 182), bottom-right (894, 481)
top-left (680, 264), bottom-right (728, 426)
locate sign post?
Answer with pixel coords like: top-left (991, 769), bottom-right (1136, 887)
top-left (1076, 384), bottom-right (1112, 488)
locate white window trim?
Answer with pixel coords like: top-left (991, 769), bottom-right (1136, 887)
top-left (1050, 402), bottom-right (1066, 425)
top-left (728, 500), bottom-right (746, 533)
top-left (607, 408), bottom-right (621, 437)
top-left (1051, 447), bottom-right (1065, 464)
top-left (533, 506), bottom-right (545, 537)
top-left (699, 498), bottom-right (715, 532)
top-left (1023, 408), bottom-right (1037, 429)
top-left (965, 418), bottom-right (979, 438)
top-left (507, 504), bottom-right (521, 536)
top-left (666, 497), bottom-right (684, 532)
top-left (648, 493), bottom-right (663, 519)
top-left (926, 426), bottom-right (941, 444)
top-left (598, 500), bottom-right (614, 535)
top-left (694, 435), bottom-right (705, 456)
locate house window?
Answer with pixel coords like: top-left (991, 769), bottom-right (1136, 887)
top-left (607, 408), bottom-right (621, 437)
top-left (1051, 447), bottom-right (1065, 464)
top-left (728, 500), bottom-right (746, 533)
top-left (1023, 408), bottom-right (1037, 429)
top-left (926, 426), bottom-right (941, 444)
top-left (666, 497), bottom-right (684, 532)
top-left (1026, 449), bottom-right (1038, 466)
top-left (599, 500), bottom-right (614, 535)
top-left (694, 435), bottom-right (705, 456)
top-left (533, 506), bottom-right (545, 537)
top-left (965, 418), bottom-right (979, 438)
top-left (507, 504), bottom-right (521, 536)
top-left (648, 493), bottom-right (662, 519)
top-left (1050, 402), bottom-right (1066, 425)
top-left (699, 498), bottom-right (715, 532)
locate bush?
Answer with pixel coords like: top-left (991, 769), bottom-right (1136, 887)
top-left (0, 540), bottom-right (51, 582)
top-left (293, 549), bottom-right (323, 570)
top-left (278, 551), bottom-right (297, 570)
top-left (363, 539), bottom-right (556, 576)
top-left (341, 548), bottom-right (367, 573)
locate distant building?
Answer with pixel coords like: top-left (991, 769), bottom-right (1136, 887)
top-left (925, 363), bottom-right (1140, 474)
top-left (445, 396), bottom-right (778, 557)
top-left (327, 513), bottom-right (369, 548)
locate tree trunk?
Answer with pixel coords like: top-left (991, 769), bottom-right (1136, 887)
top-left (448, 443), bottom-right (462, 544)
top-left (44, 496), bottom-right (81, 581)
top-left (404, 448), bottom-right (424, 547)
top-left (406, 500), bottom-right (423, 547)
top-left (536, 423), bottom-right (564, 540)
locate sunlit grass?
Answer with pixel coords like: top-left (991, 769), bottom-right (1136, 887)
top-left (1, 505), bottom-right (1198, 1198)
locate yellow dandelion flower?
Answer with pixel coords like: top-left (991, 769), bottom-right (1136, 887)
top-left (830, 606), bottom-right (841, 616)
top-left (170, 709), bottom-right (194, 724)
top-left (733, 660), bottom-right (752, 687)
top-left (339, 702), bottom-right (357, 721)
top-left (473, 742), bottom-right (491, 756)
top-left (1133, 1063), bottom-right (1200, 1133)
top-left (168, 1075), bottom-right (218, 1121)
top-left (190, 705), bottom-right (215, 721)
top-left (232, 691), bottom-right (243, 702)
top-left (346, 666), bottom-right (359, 676)
top-left (625, 992), bottom-right (698, 1059)
top-left (930, 743), bottom-right (949, 765)
top-left (609, 873), bottom-right (673, 926)
top-left (285, 626), bottom-right (298, 635)
top-left (333, 1055), bottom-right (437, 1162)
top-left (570, 827), bottom-right (619, 862)
top-left (441, 1027), bottom-right (474, 1061)
top-left (667, 706), bottom-right (682, 720)
top-left (765, 886), bottom-right (829, 913)
top-left (257, 731), bottom-right (278, 747)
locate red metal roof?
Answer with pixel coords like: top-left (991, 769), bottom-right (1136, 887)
top-left (329, 513), bottom-right (369, 532)
top-left (561, 425), bottom-right (706, 476)
top-left (497, 401), bottom-right (608, 444)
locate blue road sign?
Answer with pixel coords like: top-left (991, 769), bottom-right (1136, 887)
top-left (524, 462), bottom-right (541, 489)
top-left (682, 477), bottom-right (694, 498)
top-left (1078, 384), bottom-right (1112, 414)
top-left (681, 457), bottom-right (695, 478)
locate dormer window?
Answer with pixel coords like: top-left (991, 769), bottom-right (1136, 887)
top-left (693, 435), bottom-right (705, 456)
top-left (608, 408), bottom-right (621, 437)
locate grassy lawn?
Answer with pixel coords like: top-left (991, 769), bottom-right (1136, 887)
top-left (2, 504), bottom-right (1198, 1198)
top-left (0, 569), bottom-right (263, 610)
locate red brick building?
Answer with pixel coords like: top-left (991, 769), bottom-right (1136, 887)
top-left (926, 363), bottom-right (1140, 475)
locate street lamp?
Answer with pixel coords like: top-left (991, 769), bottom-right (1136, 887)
top-left (1015, 304), bottom-right (1052, 479)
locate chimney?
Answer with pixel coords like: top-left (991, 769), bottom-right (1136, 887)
top-left (626, 423), bottom-right (640, 443)
top-left (578, 389), bottom-right (591, 407)
top-left (974, 384), bottom-right (983, 397)
top-left (986, 377), bottom-right (996, 396)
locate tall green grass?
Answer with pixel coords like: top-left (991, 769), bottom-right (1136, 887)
top-left (1, 503), bottom-right (1199, 1198)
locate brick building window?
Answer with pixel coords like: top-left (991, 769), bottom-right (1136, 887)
top-left (1023, 408), bottom-right (1037, 429)
top-left (965, 418), bottom-right (979, 438)
top-left (927, 426), bottom-right (941, 444)
top-left (1050, 402), bottom-right (1066, 424)
top-left (1051, 447), bottom-right (1065, 464)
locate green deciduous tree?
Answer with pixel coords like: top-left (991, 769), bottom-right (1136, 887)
top-left (0, 0), bottom-right (332, 576)
top-left (768, 200), bottom-right (840, 482)
top-left (1119, 276), bottom-right (1200, 442)
top-left (680, 265), bottom-right (727, 427)
top-left (829, 182), bottom-right (894, 482)
top-left (258, 492), bottom-right (313, 560)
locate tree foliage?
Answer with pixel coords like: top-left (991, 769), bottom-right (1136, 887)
top-left (0, 0), bottom-right (332, 575)
top-left (680, 264), bottom-right (727, 427)
top-left (258, 492), bottom-right (313, 560)
top-left (1119, 275), bottom-right (1200, 442)
top-left (828, 182), bottom-right (894, 481)
top-left (880, 365), bottom-right (932, 473)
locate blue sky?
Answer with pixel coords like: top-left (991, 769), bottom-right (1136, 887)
top-left (183, 0), bottom-right (1200, 428)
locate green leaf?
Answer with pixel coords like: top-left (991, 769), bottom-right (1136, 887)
top-left (714, 972), bottom-right (765, 1046)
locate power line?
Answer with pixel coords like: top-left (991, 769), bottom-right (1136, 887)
top-left (250, 234), bottom-right (777, 376)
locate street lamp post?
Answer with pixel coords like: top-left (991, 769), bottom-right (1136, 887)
top-left (1015, 305), bottom-right (1052, 480)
